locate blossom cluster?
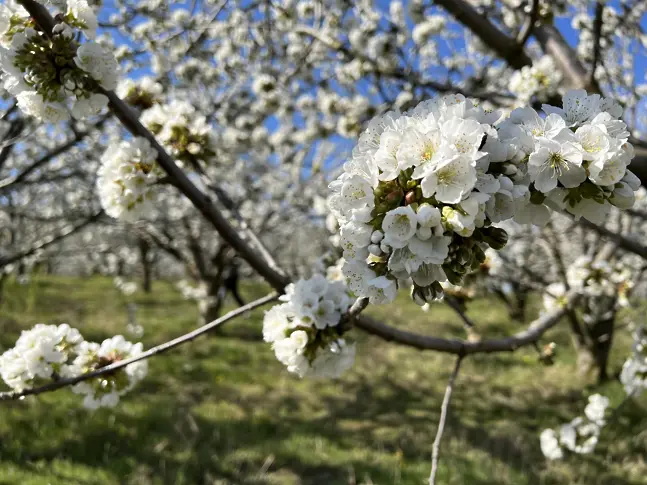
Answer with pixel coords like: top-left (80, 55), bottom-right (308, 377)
top-left (509, 56), bottom-right (562, 105)
top-left (97, 137), bottom-right (160, 222)
top-left (540, 394), bottom-right (610, 460)
top-left (329, 91), bottom-right (639, 306)
top-left (620, 326), bottom-right (647, 396)
top-left (176, 279), bottom-right (209, 302)
top-left (0, 0), bottom-right (118, 122)
top-left (540, 326), bottom-right (646, 460)
top-left (68, 336), bottom-right (147, 410)
top-left (543, 256), bottom-right (633, 313)
top-left (117, 76), bottom-right (163, 111)
top-left (0, 324), bottom-right (146, 409)
top-left (114, 276), bottom-right (137, 296)
top-left (141, 100), bottom-right (217, 169)
top-left (263, 274), bottom-right (355, 378)
top-left (503, 90), bottom-right (638, 225)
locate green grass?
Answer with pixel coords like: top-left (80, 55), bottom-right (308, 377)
top-left (0, 275), bottom-right (645, 485)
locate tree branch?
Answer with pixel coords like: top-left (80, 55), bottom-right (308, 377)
top-left (0, 116), bottom-right (109, 191)
top-left (433, 0), bottom-right (532, 69)
top-left (516, 0), bottom-right (540, 47)
top-left (429, 355), bottom-right (463, 485)
top-left (0, 292), bottom-right (279, 402)
top-left (580, 219), bottom-right (647, 260)
top-left (590, 1), bottom-right (604, 86)
top-left (0, 211), bottom-right (104, 269)
top-left (444, 295), bottom-right (475, 331)
top-left (355, 294), bottom-right (577, 355)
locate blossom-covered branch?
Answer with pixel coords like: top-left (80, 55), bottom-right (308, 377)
top-left (0, 292), bottom-right (278, 402)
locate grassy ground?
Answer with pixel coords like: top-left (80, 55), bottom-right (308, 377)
top-left (0, 275), bottom-right (645, 485)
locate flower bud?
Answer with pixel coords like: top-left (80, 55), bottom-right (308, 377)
top-left (370, 230), bottom-right (384, 244)
top-left (385, 188), bottom-right (403, 205)
top-left (456, 246), bottom-right (471, 265)
top-left (416, 226), bottom-right (432, 240)
top-left (472, 244), bottom-right (486, 263)
top-left (417, 203), bottom-right (441, 228)
top-left (443, 266), bottom-right (463, 285)
top-left (481, 227), bottom-right (508, 250)
top-left (529, 190), bottom-right (546, 205)
top-left (430, 281), bottom-right (444, 301)
top-left (502, 163), bottom-right (517, 176)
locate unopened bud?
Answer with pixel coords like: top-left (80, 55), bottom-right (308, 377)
top-left (416, 226), bottom-right (432, 240)
top-left (443, 266), bottom-right (463, 285)
top-left (482, 227), bottom-right (508, 250)
top-left (385, 188), bottom-right (403, 205)
top-left (529, 190), bottom-right (546, 205)
top-left (456, 246), bottom-right (471, 265)
top-left (405, 190), bottom-right (417, 205)
top-left (370, 230), bottom-right (384, 244)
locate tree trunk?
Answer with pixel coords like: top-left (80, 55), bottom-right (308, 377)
top-left (507, 283), bottom-right (529, 322)
top-left (197, 278), bottom-right (226, 326)
top-left (573, 296), bottom-right (616, 383)
top-left (138, 237), bottom-right (153, 293)
top-left (0, 273), bottom-right (7, 306)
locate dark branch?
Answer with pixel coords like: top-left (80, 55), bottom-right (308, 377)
top-left (433, 0), bottom-right (532, 69)
top-left (516, 0), bottom-right (540, 47)
top-left (590, 1), bottom-right (605, 86)
top-left (355, 294), bottom-right (576, 355)
top-left (0, 211), bottom-right (104, 269)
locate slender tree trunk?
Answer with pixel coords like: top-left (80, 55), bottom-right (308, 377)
top-left (138, 237), bottom-right (153, 293)
top-left (197, 277), bottom-right (226, 326)
top-left (573, 297), bottom-right (616, 383)
top-left (117, 259), bottom-right (125, 277)
top-left (0, 273), bottom-right (7, 306)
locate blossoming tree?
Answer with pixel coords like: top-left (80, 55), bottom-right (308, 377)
top-left (2, 0), bottom-right (647, 482)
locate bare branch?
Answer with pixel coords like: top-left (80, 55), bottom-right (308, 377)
top-left (293, 25), bottom-right (512, 102)
top-left (0, 292), bottom-right (279, 402)
top-left (0, 211), bottom-right (104, 269)
top-left (429, 355), bottom-right (463, 485)
top-left (516, 0), bottom-right (540, 47)
top-left (444, 296), bottom-right (475, 331)
top-left (433, 0), bottom-right (532, 69)
top-left (355, 294), bottom-right (577, 355)
top-left (580, 219), bottom-right (647, 260)
top-left (0, 116), bottom-right (109, 191)
top-left (590, 1), bottom-right (605, 86)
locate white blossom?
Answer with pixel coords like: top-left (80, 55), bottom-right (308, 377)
top-left (97, 137), bottom-right (160, 221)
top-left (263, 274), bottom-right (354, 378)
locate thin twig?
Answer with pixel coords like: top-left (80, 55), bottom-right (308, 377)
top-left (429, 355), bottom-right (464, 485)
top-left (0, 211), bottom-right (104, 269)
top-left (444, 296), bottom-right (475, 330)
top-left (0, 292), bottom-right (279, 402)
